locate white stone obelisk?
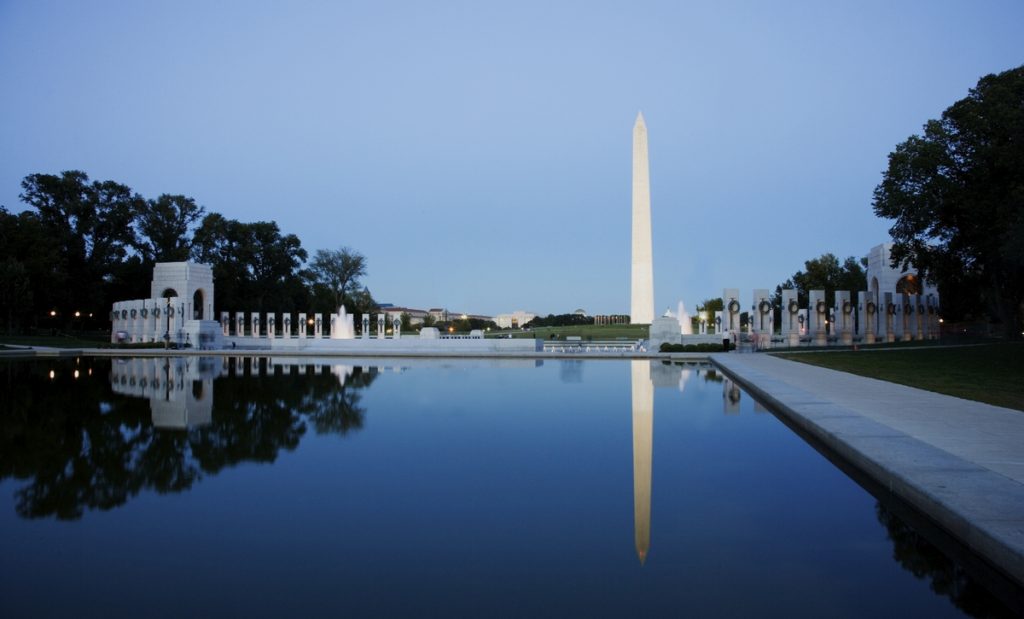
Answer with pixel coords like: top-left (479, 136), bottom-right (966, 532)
top-left (631, 112), bottom-right (654, 325)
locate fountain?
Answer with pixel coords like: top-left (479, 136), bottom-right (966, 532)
top-left (330, 305), bottom-right (356, 339)
top-left (676, 301), bottom-right (693, 335)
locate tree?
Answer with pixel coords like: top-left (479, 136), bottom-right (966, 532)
top-left (19, 171), bottom-right (142, 320)
top-left (774, 253), bottom-right (867, 309)
top-left (873, 66), bottom-right (1024, 338)
top-left (191, 214), bottom-right (308, 312)
top-left (135, 194), bottom-right (205, 262)
top-left (309, 247), bottom-right (366, 311)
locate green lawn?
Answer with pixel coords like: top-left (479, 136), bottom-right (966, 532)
top-left (491, 324), bottom-right (649, 340)
top-left (774, 342), bottom-right (1024, 411)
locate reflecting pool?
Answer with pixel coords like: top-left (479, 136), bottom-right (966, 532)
top-left (0, 357), bottom-right (1018, 617)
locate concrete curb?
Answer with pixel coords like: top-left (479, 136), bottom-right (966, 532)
top-left (711, 353), bottom-right (1024, 588)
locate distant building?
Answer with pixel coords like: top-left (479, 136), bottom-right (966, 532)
top-left (383, 307), bottom-right (429, 326)
top-left (594, 314), bottom-right (630, 325)
top-left (494, 310), bottom-right (537, 329)
top-left (573, 308), bottom-right (587, 317)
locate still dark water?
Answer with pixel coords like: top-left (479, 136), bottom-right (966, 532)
top-left (0, 356), bottom-right (1018, 618)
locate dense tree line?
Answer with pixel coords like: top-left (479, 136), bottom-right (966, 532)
top-left (523, 313), bottom-right (593, 328)
top-left (0, 171), bottom-right (373, 333)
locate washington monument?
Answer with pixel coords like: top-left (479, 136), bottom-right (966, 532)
top-left (631, 112), bottom-right (654, 324)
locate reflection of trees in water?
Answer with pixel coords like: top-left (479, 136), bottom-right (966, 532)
top-left (0, 359), bottom-right (376, 520)
top-left (876, 502), bottom-right (1015, 618)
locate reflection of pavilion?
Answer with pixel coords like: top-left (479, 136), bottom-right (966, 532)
top-left (109, 357), bottom-right (383, 429)
top-left (110, 357), bottom-right (223, 429)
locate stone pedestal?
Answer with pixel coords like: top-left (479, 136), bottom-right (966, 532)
top-left (361, 315), bottom-right (370, 339)
top-left (266, 313), bottom-right (275, 339)
top-left (235, 312), bottom-right (245, 337)
top-left (392, 316), bottom-right (401, 339)
top-left (377, 314), bottom-right (385, 338)
top-left (650, 315), bottom-right (683, 349)
top-left (298, 313), bottom-right (307, 339)
top-left (315, 313), bottom-right (323, 338)
top-left (220, 312), bottom-right (230, 337)
top-left (251, 313), bottom-right (260, 339)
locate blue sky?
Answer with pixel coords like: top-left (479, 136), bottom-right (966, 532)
top-left (2, 1), bottom-right (1022, 316)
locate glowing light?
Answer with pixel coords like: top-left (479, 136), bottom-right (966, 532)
top-left (49, 370), bottom-right (55, 379)
top-left (74, 370), bottom-right (80, 379)
top-left (49, 310), bottom-right (56, 317)
top-left (74, 311), bottom-right (81, 317)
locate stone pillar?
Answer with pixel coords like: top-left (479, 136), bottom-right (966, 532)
top-left (377, 314), bottom-right (385, 338)
top-left (809, 290), bottom-right (827, 346)
top-left (221, 312), bottom-right (230, 337)
top-left (836, 291), bottom-right (853, 346)
top-left (882, 293), bottom-right (895, 343)
top-left (266, 313), bottom-right (275, 339)
top-left (362, 314), bottom-right (370, 339)
top-left (283, 314), bottom-right (292, 338)
top-left (926, 295), bottom-right (939, 339)
top-left (900, 294), bottom-right (912, 341)
top-left (714, 311), bottom-right (723, 335)
top-left (235, 312), bottom-right (245, 337)
top-left (753, 289), bottom-right (772, 334)
top-left (251, 313), bottom-right (260, 339)
top-left (914, 295), bottom-right (925, 340)
top-left (392, 315), bottom-right (401, 339)
top-left (781, 289), bottom-right (800, 347)
top-left (859, 291), bottom-right (876, 344)
top-left (722, 288), bottom-right (741, 334)
top-left (315, 313), bottom-right (323, 338)
top-left (298, 313), bottom-right (307, 339)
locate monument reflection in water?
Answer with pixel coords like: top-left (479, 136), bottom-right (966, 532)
top-left (0, 357), bottom-right (1017, 617)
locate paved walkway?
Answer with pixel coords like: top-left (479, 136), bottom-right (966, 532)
top-left (711, 352), bottom-right (1024, 587)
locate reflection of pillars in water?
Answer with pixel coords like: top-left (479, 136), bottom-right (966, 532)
top-left (631, 360), bottom-right (653, 565)
top-left (723, 377), bottom-right (741, 414)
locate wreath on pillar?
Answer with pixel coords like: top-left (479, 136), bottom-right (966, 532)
top-left (866, 301), bottom-right (876, 315)
top-left (903, 304), bottom-right (912, 315)
top-left (759, 300), bottom-right (771, 315)
top-left (887, 303), bottom-right (896, 315)
top-left (798, 314), bottom-right (805, 325)
top-left (787, 299), bottom-right (798, 314)
top-left (167, 307), bottom-right (175, 317)
top-left (815, 300), bottom-right (826, 315)
top-left (154, 308), bottom-right (161, 318)
top-left (842, 300), bottom-right (852, 315)
top-left (130, 309), bottom-right (137, 318)
top-left (141, 308), bottom-right (148, 318)
top-left (727, 300), bottom-right (740, 314)
top-left (715, 316), bottom-right (721, 327)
